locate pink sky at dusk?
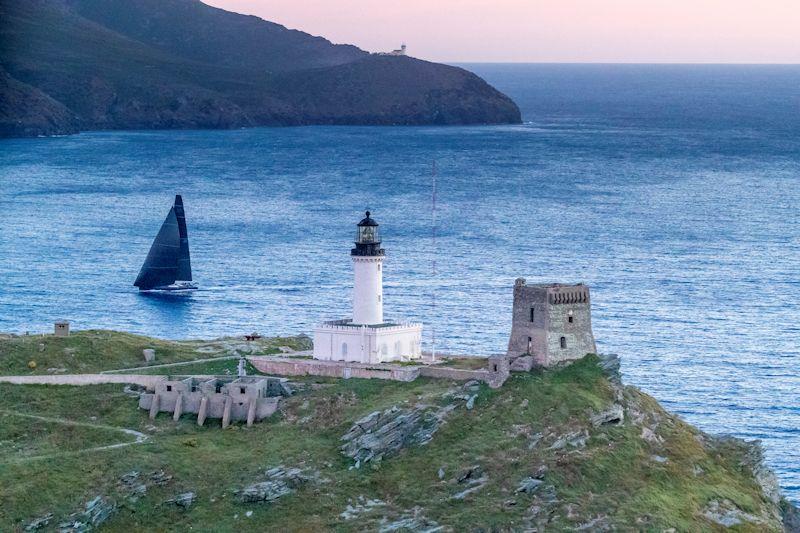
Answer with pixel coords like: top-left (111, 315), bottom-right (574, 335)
top-left (205, 0), bottom-right (800, 63)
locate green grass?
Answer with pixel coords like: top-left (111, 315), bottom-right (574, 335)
top-left (0, 412), bottom-right (133, 460)
top-left (133, 358), bottom-right (263, 376)
top-left (0, 330), bottom-right (311, 375)
top-left (0, 356), bottom-right (781, 531)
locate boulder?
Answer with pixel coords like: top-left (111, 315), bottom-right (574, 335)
top-left (164, 492), bottom-right (196, 509)
top-left (236, 481), bottom-right (292, 503)
top-left (235, 465), bottom-right (324, 504)
top-left (142, 349), bottom-right (156, 362)
top-left (590, 404), bottom-right (624, 427)
top-left (24, 513), bottom-right (53, 531)
top-left (702, 499), bottom-right (764, 528)
top-left (58, 496), bottom-right (115, 531)
top-left (517, 477), bottom-right (543, 494)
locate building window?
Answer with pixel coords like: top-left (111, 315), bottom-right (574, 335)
top-left (239, 387), bottom-right (246, 394)
top-left (568, 316), bottom-right (574, 323)
top-left (341, 343), bottom-right (348, 357)
top-left (493, 364), bottom-right (498, 372)
top-left (381, 344), bottom-right (388, 356)
top-left (530, 307), bottom-right (535, 322)
top-left (527, 336), bottom-right (532, 353)
top-left (215, 384), bottom-right (222, 393)
top-left (191, 385), bottom-right (197, 392)
top-left (166, 385), bottom-right (172, 392)
top-left (560, 336), bottom-right (567, 349)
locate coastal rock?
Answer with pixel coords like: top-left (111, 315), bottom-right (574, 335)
top-left (465, 394), bottom-right (477, 410)
top-left (782, 500), bottom-right (800, 532)
top-left (341, 404), bottom-right (454, 466)
top-left (517, 477), bottom-right (543, 494)
top-left (378, 507), bottom-right (442, 533)
top-left (641, 426), bottom-right (664, 445)
top-left (450, 465), bottom-right (488, 500)
top-left (149, 470), bottom-right (173, 486)
top-left (590, 404), bottom-right (624, 427)
top-left (236, 481), bottom-right (292, 503)
top-left (598, 353), bottom-right (622, 383)
top-left (549, 429), bottom-right (589, 450)
top-left (235, 465), bottom-right (324, 504)
top-left (58, 496), bottom-right (115, 532)
top-left (339, 496), bottom-right (387, 520)
top-left (702, 499), bottom-right (763, 528)
top-left (164, 492), bottom-right (196, 509)
top-left (24, 513), bottom-right (53, 531)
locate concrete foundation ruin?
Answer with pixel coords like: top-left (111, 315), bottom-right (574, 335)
top-left (138, 376), bottom-right (292, 428)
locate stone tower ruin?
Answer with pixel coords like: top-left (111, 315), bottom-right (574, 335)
top-left (506, 278), bottom-right (597, 367)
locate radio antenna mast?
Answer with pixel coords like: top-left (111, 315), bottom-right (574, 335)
top-left (431, 160), bottom-right (437, 362)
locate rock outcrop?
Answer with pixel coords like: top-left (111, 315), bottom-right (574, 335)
top-left (341, 403), bottom-right (456, 467)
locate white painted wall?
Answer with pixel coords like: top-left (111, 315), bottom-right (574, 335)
top-left (313, 323), bottom-right (422, 364)
top-left (352, 256), bottom-right (383, 325)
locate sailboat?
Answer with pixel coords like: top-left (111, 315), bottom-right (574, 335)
top-left (134, 195), bottom-right (198, 292)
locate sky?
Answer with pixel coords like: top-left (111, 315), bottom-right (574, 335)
top-left (205, 1), bottom-right (800, 63)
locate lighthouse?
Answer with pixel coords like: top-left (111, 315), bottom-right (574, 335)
top-left (352, 211), bottom-right (384, 325)
top-left (313, 211), bottom-right (423, 364)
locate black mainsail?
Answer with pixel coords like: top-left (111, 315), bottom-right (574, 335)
top-left (134, 195), bottom-right (194, 291)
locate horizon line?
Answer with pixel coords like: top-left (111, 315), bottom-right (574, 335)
top-left (442, 61), bottom-right (800, 66)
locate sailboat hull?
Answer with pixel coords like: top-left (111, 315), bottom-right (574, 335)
top-left (139, 281), bottom-right (198, 292)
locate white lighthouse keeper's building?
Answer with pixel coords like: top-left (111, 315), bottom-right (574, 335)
top-left (313, 211), bottom-right (423, 364)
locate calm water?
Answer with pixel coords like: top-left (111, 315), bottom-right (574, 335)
top-left (1, 64), bottom-right (799, 501)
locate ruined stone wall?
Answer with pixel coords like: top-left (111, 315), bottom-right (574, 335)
top-left (248, 356), bottom-right (420, 382)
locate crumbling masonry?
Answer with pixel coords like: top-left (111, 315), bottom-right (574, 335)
top-left (138, 376), bottom-right (292, 427)
top-left (506, 278), bottom-right (597, 367)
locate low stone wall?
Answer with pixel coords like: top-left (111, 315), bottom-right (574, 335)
top-left (0, 374), bottom-right (167, 388)
top-left (248, 356), bottom-right (420, 382)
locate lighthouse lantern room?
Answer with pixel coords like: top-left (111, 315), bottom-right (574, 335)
top-left (313, 211), bottom-right (423, 364)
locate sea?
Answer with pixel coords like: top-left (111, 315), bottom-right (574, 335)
top-left (1, 64), bottom-right (798, 502)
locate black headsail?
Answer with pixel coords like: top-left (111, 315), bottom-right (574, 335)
top-left (134, 195), bottom-right (188, 290)
top-left (174, 195), bottom-right (192, 282)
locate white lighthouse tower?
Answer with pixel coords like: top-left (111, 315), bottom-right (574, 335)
top-left (313, 211), bottom-right (422, 364)
top-left (352, 212), bottom-right (383, 325)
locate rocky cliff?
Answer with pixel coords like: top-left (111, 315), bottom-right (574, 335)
top-left (0, 0), bottom-right (521, 138)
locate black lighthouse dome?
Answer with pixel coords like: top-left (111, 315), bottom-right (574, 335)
top-left (352, 211), bottom-right (385, 256)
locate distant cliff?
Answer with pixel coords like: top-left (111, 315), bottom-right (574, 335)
top-left (0, 0), bottom-right (521, 138)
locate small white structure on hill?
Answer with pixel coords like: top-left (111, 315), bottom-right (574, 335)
top-left (377, 44), bottom-right (407, 56)
top-left (313, 211), bottom-right (422, 364)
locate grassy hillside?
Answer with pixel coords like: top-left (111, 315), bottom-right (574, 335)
top-left (0, 330), bottom-right (310, 375)
top-left (0, 354), bottom-right (788, 531)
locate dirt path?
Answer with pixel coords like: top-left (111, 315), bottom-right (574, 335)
top-left (0, 410), bottom-right (150, 463)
